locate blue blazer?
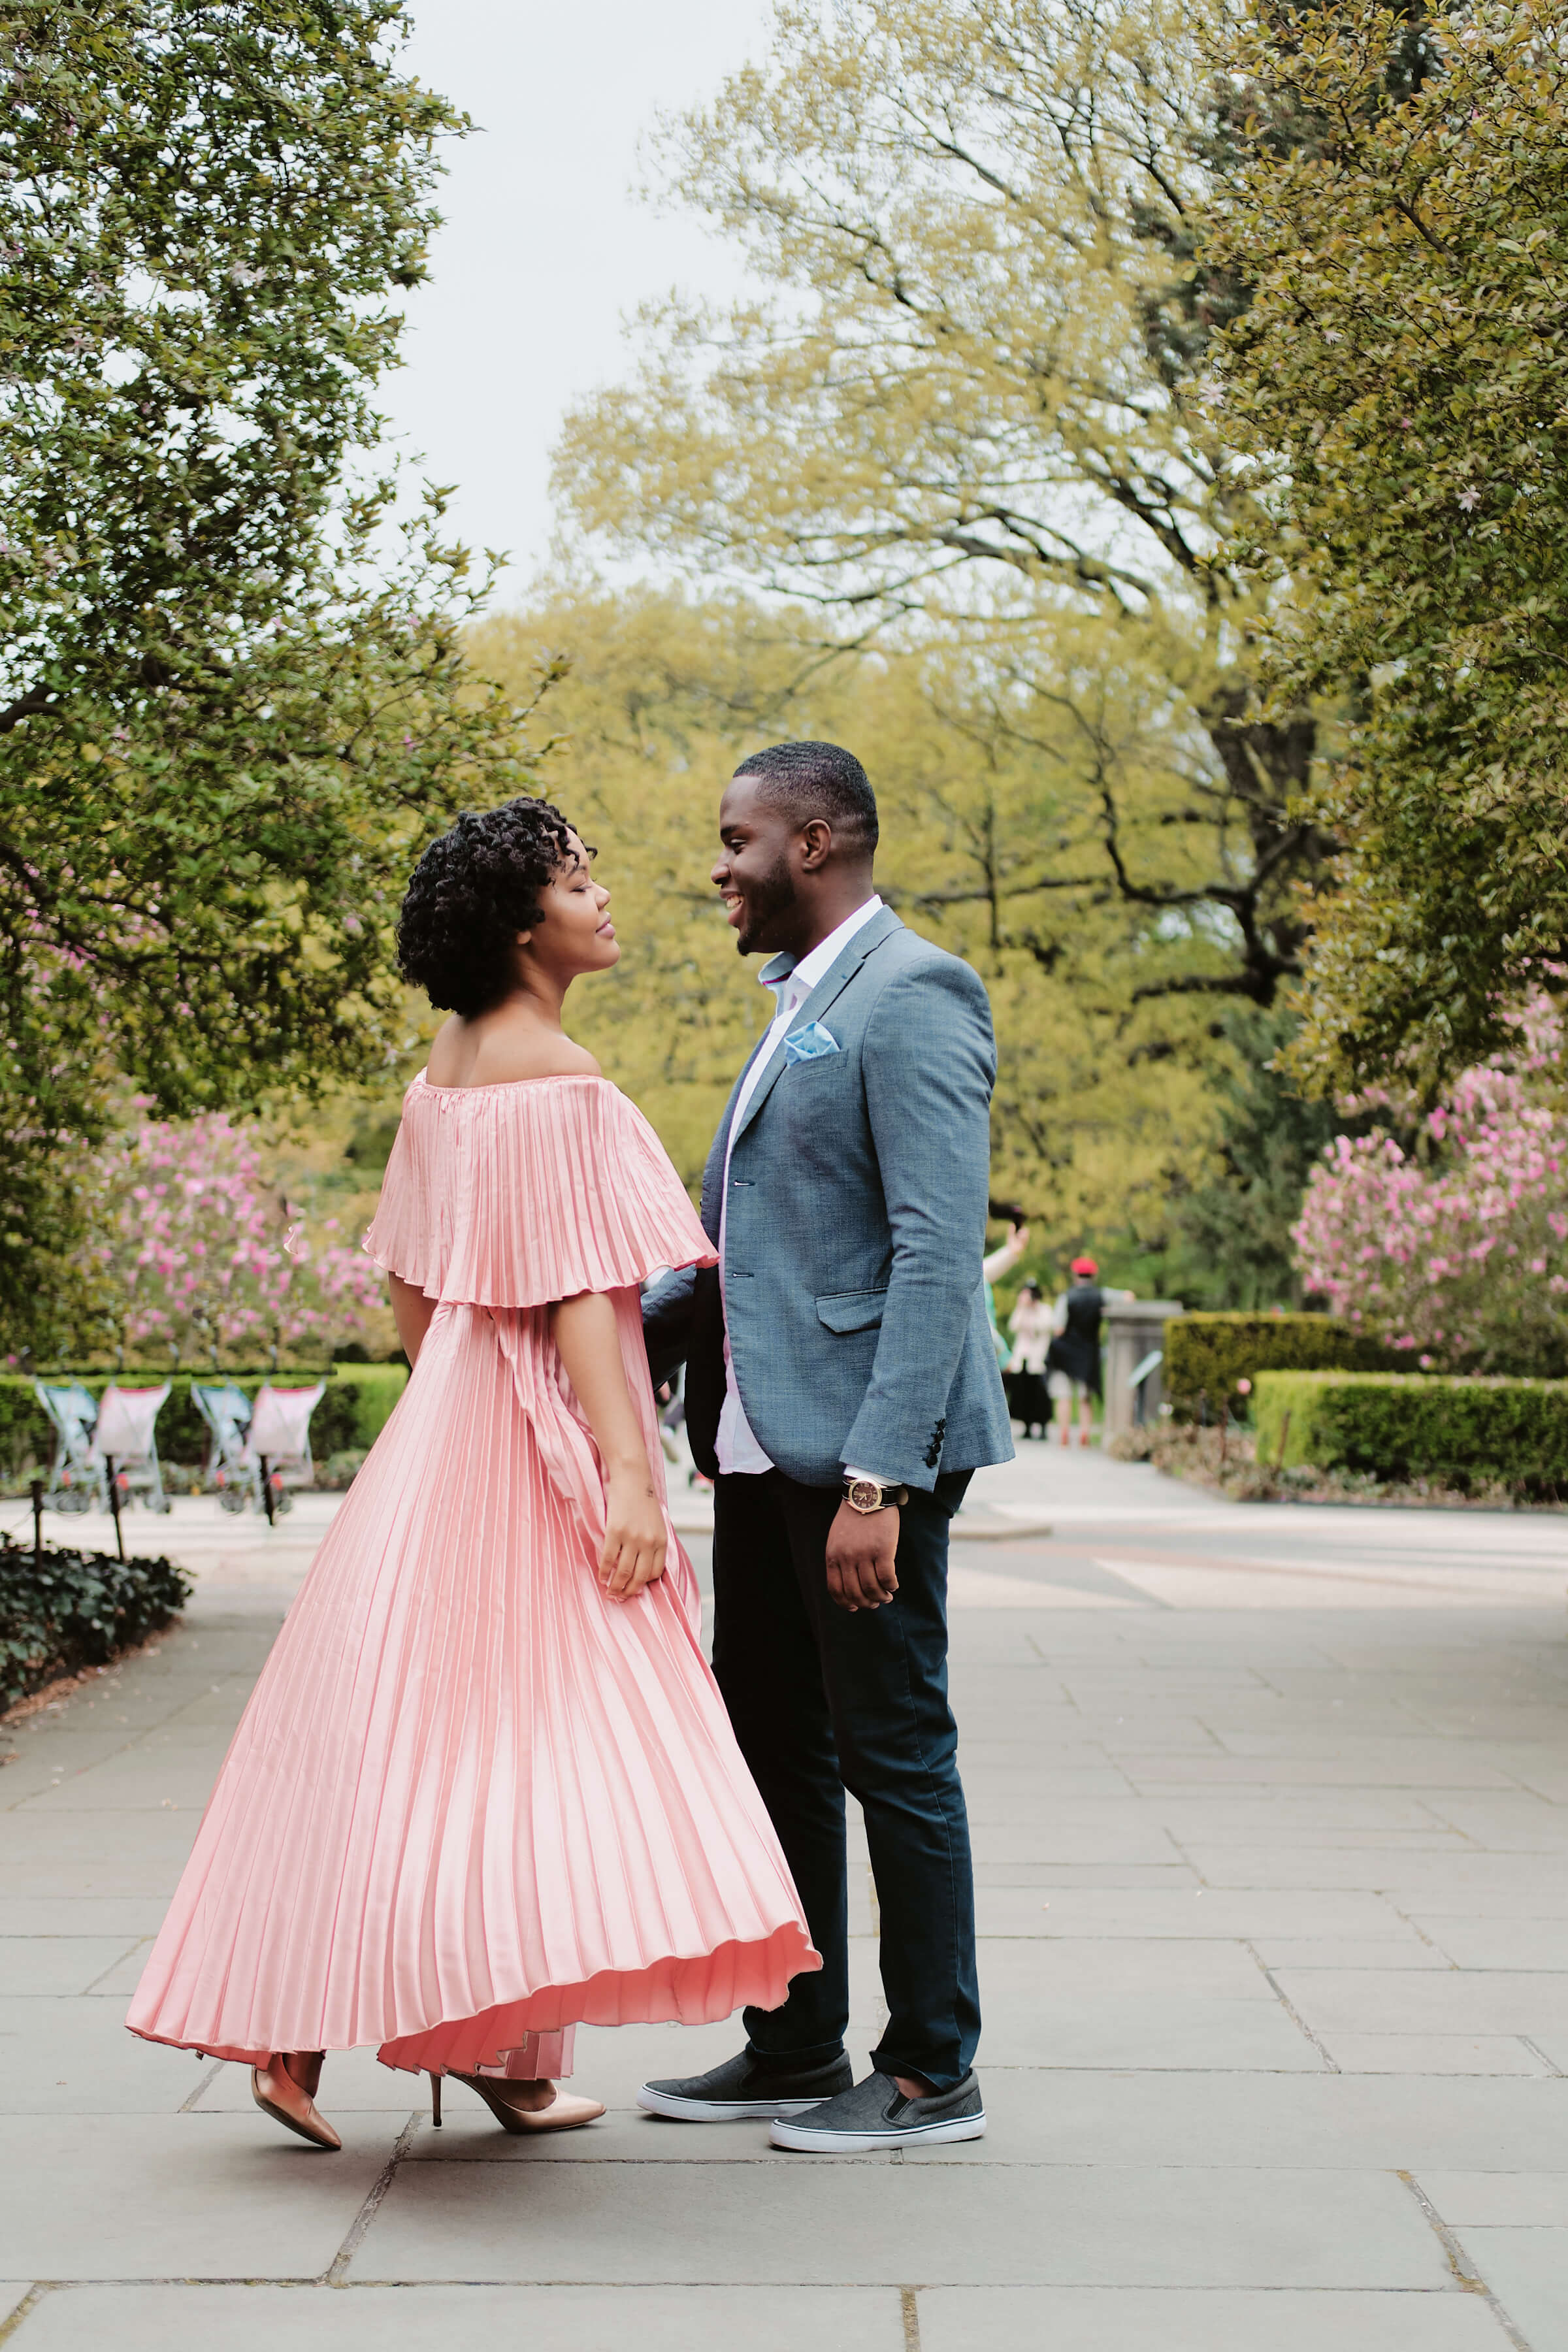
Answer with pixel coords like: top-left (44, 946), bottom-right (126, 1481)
top-left (643, 906), bottom-right (1015, 1491)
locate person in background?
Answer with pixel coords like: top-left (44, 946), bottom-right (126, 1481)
top-left (1046, 1254), bottom-right (1131, 1449)
top-left (982, 1220), bottom-right (1029, 1370)
top-left (1005, 1281), bottom-right (1053, 1439)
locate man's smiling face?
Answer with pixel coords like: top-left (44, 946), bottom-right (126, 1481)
top-left (711, 776), bottom-right (802, 956)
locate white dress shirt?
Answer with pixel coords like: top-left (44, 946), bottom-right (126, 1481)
top-left (715, 894), bottom-right (884, 1478)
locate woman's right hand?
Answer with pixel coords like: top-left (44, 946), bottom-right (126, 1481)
top-left (599, 1462), bottom-right (667, 1599)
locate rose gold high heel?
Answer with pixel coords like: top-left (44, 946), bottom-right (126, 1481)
top-left (446, 2070), bottom-right (605, 2134)
top-left (252, 2050), bottom-right (341, 2150)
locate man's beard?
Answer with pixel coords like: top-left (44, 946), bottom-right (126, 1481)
top-left (735, 851), bottom-right (796, 953)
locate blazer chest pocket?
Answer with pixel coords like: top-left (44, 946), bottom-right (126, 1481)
top-left (816, 1288), bottom-right (888, 1335)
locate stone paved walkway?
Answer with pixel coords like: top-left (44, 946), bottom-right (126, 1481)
top-left (3, 1449), bottom-right (1568, 2348)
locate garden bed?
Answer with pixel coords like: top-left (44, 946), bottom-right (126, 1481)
top-left (1108, 1415), bottom-right (1568, 1511)
top-left (0, 1535), bottom-right (192, 1714)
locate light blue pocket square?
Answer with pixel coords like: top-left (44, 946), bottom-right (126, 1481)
top-left (785, 1021), bottom-right (840, 1064)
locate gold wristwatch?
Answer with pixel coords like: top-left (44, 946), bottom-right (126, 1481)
top-left (841, 1475), bottom-right (909, 1515)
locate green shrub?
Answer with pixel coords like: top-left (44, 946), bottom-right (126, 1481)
top-left (1164, 1313), bottom-right (1400, 1419)
top-left (0, 1537), bottom-right (191, 1711)
top-left (327, 1362), bottom-right (408, 1448)
top-left (0, 1363), bottom-right (406, 1486)
top-left (1253, 1370), bottom-right (1568, 1495)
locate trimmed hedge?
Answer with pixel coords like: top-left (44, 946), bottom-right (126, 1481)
top-left (1165, 1314), bottom-right (1401, 1419)
top-left (0, 1364), bottom-right (408, 1484)
top-left (325, 1363), bottom-right (407, 1448)
top-left (0, 1536), bottom-right (192, 1712)
top-left (1253, 1370), bottom-right (1568, 1493)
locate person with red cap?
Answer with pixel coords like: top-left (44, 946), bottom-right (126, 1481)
top-left (1046, 1255), bottom-right (1115, 1447)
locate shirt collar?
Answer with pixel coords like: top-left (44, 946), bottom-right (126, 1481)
top-left (760, 894), bottom-right (884, 1005)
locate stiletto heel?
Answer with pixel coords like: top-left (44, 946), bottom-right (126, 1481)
top-left (252, 2051), bottom-right (341, 2150)
top-left (449, 2070), bottom-right (604, 2134)
top-left (430, 2072), bottom-right (442, 2127)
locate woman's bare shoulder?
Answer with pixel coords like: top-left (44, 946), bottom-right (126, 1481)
top-left (425, 1012), bottom-right (602, 1087)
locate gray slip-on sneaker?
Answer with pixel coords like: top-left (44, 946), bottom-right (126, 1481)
top-left (769, 2068), bottom-right (986, 2151)
top-left (638, 2048), bottom-right (855, 2121)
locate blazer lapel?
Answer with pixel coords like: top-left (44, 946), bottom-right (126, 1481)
top-left (730, 906), bottom-right (902, 1148)
top-left (701, 1035), bottom-right (768, 1237)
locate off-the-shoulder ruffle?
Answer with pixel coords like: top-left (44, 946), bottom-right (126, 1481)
top-left (363, 1074), bottom-right (715, 1308)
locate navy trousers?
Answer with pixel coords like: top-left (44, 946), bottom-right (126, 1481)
top-left (711, 1467), bottom-right (981, 2092)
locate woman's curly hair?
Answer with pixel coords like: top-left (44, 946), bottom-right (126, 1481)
top-left (396, 797), bottom-right (585, 1017)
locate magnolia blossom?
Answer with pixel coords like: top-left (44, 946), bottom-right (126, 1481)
top-left (86, 1114), bottom-right (386, 1361)
top-left (1292, 995), bottom-right (1568, 1369)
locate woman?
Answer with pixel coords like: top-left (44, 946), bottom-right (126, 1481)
top-left (1047, 1254), bottom-right (1128, 1448)
top-left (1004, 1281), bottom-right (1053, 1439)
top-left (127, 798), bottom-right (817, 2147)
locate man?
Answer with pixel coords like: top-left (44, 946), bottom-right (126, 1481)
top-left (639, 740), bottom-right (1013, 2153)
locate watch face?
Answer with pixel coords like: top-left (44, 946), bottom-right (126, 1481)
top-left (847, 1478), bottom-right (881, 1512)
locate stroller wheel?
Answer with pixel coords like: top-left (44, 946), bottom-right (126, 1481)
top-left (218, 1487), bottom-right (248, 1515)
top-left (50, 1486), bottom-right (92, 1514)
top-left (272, 1489), bottom-right (294, 1517)
top-left (150, 1494), bottom-right (174, 1514)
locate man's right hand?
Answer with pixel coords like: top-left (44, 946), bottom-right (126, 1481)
top-left (825, 1498), bottom-right (900, 1612)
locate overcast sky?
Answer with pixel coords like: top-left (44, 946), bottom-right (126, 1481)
top-left (385, 0), bottom-right (773, 601)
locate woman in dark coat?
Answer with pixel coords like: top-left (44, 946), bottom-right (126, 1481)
top-left (1049, 1254), bottom-right (1106, 1449)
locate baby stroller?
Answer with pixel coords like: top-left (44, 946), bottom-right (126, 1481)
top-left (35, 1380), bottom-right (106, 1514)
top-left (245, 1382), bottom-right (325, 1521)
top-left (191, 1381), bottom-right (262, 1516)
top-left (193, 1380), bottom-right (323, 1520)
top-left (35, 1379), bottom-right (173, 1516)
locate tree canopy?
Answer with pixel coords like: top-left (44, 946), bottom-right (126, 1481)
top-left (468, 585), bottom-right (1261, 1281)
top-left (0, 0), bottom-right (541, 1349)
top-left (1202, 0), bottom-right (1568, 1089)
top-left (555, 0), bottom-right (1328, 1017)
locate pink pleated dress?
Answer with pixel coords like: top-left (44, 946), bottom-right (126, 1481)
top-left (127, 1073), bottom-right (817, 2080)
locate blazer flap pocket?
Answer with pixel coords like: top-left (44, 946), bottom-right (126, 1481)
top-left (816, 1287), bottom-right (889, 1335)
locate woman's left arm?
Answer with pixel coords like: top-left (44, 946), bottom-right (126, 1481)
top-left (551, 1290), bottom-right (667, 1599)
top-left (389, 1274), bottom-right (436, 1367)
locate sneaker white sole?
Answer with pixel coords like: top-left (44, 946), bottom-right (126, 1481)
top-left (769, 2110), bottom-right (987, 2152)
top-left (637, 2087), bottom-right (836, 2121)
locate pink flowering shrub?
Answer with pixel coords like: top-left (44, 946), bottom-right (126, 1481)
top-left (86, 1115), bottom-right (387, 1363)
top-left (1292, 996), bottom-right (1568, 1373)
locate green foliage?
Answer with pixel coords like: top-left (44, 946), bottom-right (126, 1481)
top-left (1160, 1006), bottom-right (1351, 1307)
top-left (1165, 1311), bottom-right (1397, 1418)
top-left (555, 0), bottom-right (1330, 1021)
top-left (0, 0), bottom-right (548, 1352)
top-left (1203, 0), bottom-right (1568, 1088)
top-left (327, 1362), bottom-right (407, 1448)
top-left (469, 589), bottom-right (1243, 1249)
top-left (0, 1535), bottom-right (190, 1711)
top-left (1253, 1369), bottom-right (1568, 1497)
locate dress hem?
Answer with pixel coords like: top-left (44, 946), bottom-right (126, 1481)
top-left (126, 1921), bottom-right (820, 2072)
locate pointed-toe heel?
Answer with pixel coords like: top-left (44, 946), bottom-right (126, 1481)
top-left (251, 2053), bottom-right (342, 2151)
top-left (449, 2071), bottom-right (605, 2134)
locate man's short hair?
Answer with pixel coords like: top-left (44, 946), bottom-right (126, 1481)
top-left (732, 740), bottom-right (878, 855)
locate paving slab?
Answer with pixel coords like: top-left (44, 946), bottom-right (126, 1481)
top-left (1424, 2174), bottom-right (1568, 2226)
top-left (0, 1938), bottom-right (142, 1996)
top-left (349, 2159), bottom-right (1447, 2287)
top-left (1279, 1967), bottom-right (1568, 2038)
top-left (974, 1887), bottom-right (1411, 1938)
top-left (4, 2283), bottom-right (905, 2351)
top-left (0, 2114), bottom-right (393, 2278)
top-left (1414, 1918), bottom-right (1568, 1969)
top-left (904, 2067), bottom-right (1568, 2170)
top-left (917, 2283), bottom-right (1512, 2351)
top-left (1450, 2230), bottom-right (1568, 2349)
top-left (1314, 2034), bottom-right (1551, 2076)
